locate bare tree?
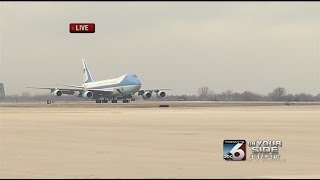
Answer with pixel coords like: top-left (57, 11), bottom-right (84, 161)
top-left (243, 91), bottom-right (256, 101)
top-left (273, 87), bottom-right (286, 97)
top-left (198, 86), bottom-right (209, 97)
top-left (269, 87), bottom-right (287, 101)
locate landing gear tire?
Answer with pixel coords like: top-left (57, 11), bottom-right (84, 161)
top-left (111, 99), bottom-right (117, 103)
top-left (96, 99), bottom-right (102, 103)
top-left (131, 98), bottom-right (135, 101)
top-left (103, 100), bottom-right (108, 103)
top-left (123, 99), bottom-right (129, 103)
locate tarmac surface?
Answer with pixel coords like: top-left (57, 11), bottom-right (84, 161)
top-left (1, 101), bottom-right (319, 178)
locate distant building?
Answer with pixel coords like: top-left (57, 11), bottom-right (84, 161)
top-left (0, 83), bottom-right (5, 100)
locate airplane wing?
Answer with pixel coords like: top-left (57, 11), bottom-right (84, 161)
top-left (139, 88), bottom-right (172, 92)
top-left (56, 83), bottom-right (83, 88)
top-left (26, 86), bottom-right (83, 95)
top-left (57, 83), bottom-right (114, 94)
top-left (26, 86), bottom-right (83, 91)
top-left (55, 83), bottom-right (114, 94)
top-left (26, 86), bottom-right (113, 95)
top-left (87, 88), bottom-right (113, 94)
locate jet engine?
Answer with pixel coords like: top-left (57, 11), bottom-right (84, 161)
top-left (82, 91), bottom-right (93, 99)
top-left (52, 89), bottom-right (63, 97)
top-left (156, 91), bottom-right (166, 98)
top-left (142, 91), bottom-right (152, 99)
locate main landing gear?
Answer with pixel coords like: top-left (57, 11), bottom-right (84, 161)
top-left (96, 99), bottom-right (102, 103)
top-left (95, 98), bottom-right (131, 103)
top-left (96, 99), bottom-right (108, 103)
top-left (123, 99), bottom-right (129, 103)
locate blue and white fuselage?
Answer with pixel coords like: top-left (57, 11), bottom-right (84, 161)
top-left (84, 74), bottom-right (142, 97)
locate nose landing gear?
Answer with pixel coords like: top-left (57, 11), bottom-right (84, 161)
top-left (130, 93), bottom-right (136, 101)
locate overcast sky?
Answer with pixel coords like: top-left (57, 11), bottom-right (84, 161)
top-left (0, 2), bottom-right (319, 96)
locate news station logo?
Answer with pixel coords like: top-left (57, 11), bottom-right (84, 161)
top-left (70, 23), bottom-right (95, 33)
top-left (223, 140), bottom-right (246, 161)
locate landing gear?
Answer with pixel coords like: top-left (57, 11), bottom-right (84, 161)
top-left (96, 98), bottom-right (109, 103)
top-left (123, 99), bottom-right (129, 103)
top-left (130, 93), bottom-right (135, 101)
top-left (96, 98), bottom-right (131, 103)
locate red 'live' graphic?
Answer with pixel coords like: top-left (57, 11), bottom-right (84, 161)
top-left (70, 23), bottom-right (95, 33)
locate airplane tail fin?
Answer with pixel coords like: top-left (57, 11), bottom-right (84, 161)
top-left (82, 59), bottom-right (94, 84)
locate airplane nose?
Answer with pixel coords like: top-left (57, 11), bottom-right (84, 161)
top-left (135, 78), bottom-right (141, 85)
top-left (123, 74), bottom-right (141, 86)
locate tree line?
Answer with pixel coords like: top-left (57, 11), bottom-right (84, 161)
top-left (165, 87), bottom-right (320, 102)
top-left (1, 87), bottom-right (320, 102)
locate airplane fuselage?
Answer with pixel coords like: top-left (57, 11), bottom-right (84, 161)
top-left (83, 74), bottom-right (141, 98)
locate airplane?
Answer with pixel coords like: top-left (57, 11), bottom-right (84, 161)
top-left (27, 59), bottom-right (171, 103)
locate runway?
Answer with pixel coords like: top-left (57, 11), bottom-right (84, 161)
top-left (1, 101), bottom-right (320, 108)
top-left (0, 102), bottom-right (319, 178)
